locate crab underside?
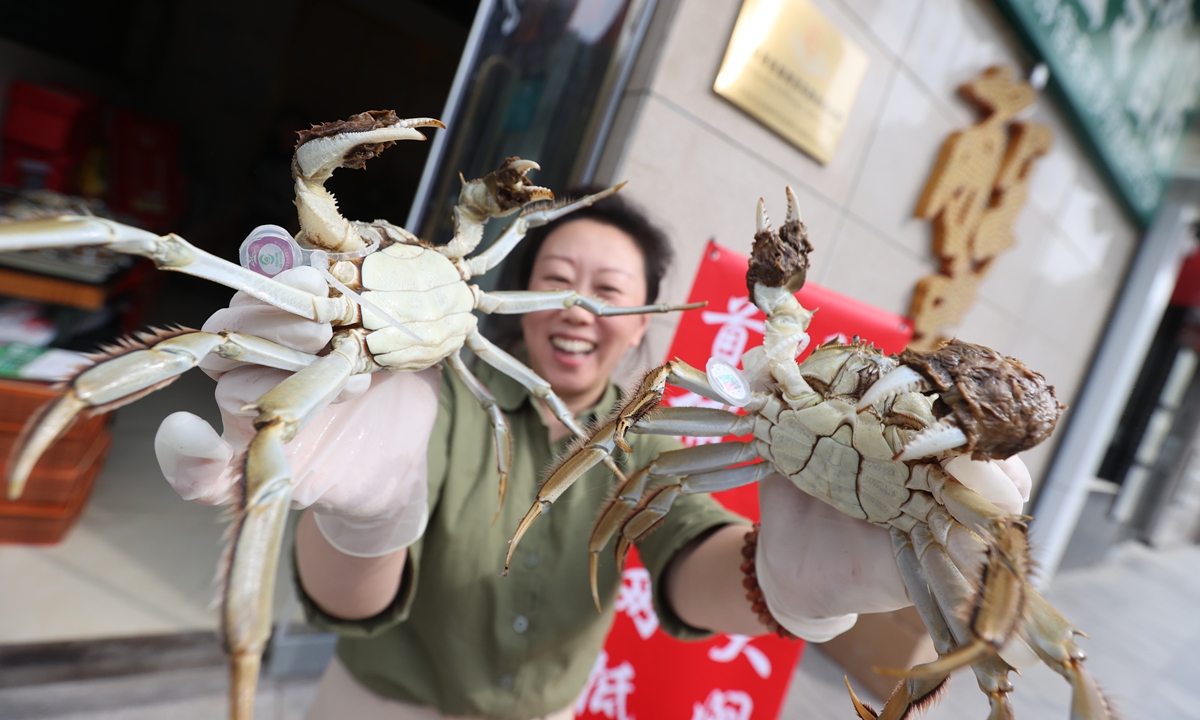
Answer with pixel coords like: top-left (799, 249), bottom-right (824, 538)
top-left (504, 191), bottom-right (1109, 720)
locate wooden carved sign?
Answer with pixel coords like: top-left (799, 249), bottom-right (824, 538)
top-left (909, 66), bottom-right (1053, 349)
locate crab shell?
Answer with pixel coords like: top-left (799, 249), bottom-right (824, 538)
top-left (899, 340), bottom-right (1064, 461)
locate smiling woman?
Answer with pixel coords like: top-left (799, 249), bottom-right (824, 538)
top-left (498, 189), bottom-right (674, 433)
top-left (523, 220), bottom-right (652, 415)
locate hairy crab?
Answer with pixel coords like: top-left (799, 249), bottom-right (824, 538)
top-left (506, 189), bottom-right (1111, 720)
top-left (0, 110), bottom-right (700, 720)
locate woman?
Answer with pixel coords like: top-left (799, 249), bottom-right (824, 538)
top-left (155, 190), bottom-right (1029, 720)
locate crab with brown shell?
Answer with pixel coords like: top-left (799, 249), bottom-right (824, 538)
top-left (507, 188), bottom-right (1108, 720)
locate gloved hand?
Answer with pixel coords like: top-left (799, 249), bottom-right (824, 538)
top-left (755, 456), bottom-right (1032, 642)
top-left (154, 266), bottom-right (441, 557)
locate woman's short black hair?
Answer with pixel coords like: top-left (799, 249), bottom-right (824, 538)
top-left (486, 186), bottom-right (673, 351)
top-left (497, 185), bottom-right (673, 303)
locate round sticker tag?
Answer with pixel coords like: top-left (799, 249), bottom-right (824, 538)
top-left (239, 225), bottom-right (303, 277)
top-left (706, 357), bottom-right (751, 407)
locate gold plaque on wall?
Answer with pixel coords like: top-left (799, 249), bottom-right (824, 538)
top-left (714, 0), bottom-right (869, 164)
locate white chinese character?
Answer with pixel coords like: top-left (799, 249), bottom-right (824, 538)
top-left (702, 297), bottom-right (766, 364)
top-left (708, 634), bottom-right (772, 679)
top-left (664, 391), bottom-right (727, 447)
top-left (614, 567), bottom-right (659, 639)
top-left (690, 688), bottom-right (754, 720)
top-left (576, 650), bottom-right (637, 720)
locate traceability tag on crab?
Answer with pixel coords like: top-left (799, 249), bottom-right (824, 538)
top-left (239, 225), bottom-right (305, 277)
top-left (706, 357), bottom-right (751, 407)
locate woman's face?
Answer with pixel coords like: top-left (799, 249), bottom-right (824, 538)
top-left (522, 219), bottom-right (651, 410)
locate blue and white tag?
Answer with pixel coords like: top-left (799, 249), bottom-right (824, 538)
top-left (239, 225), bottom-right (305, 277)
top-left (706, 357), bottom-right (751, 407)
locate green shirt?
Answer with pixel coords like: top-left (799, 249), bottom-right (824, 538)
top-left (297, 358), bottom-right (746, 720)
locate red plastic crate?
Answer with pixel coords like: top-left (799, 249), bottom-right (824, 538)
top-left (0, 378), bottom-right (112, 544)
top-left (3, 81), bottom-right (94, 153)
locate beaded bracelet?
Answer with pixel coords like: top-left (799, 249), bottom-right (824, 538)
top-left (741, 523), bottom-right (799, 641)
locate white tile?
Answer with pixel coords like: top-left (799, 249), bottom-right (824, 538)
top-left (1016, 175), bottom-right (1135, 365)
top-left (619, 95), bottom-right (843, 310)
top-left (818, 214), bottom-right (935, 318)
top-left (948, 297), bottom-right (1018, 353)
top-left (646, 0), bottom-right (898, 207)
top-left (1025, 111), bottom-right (1081, 220)
top-left (0, 528), bottom-right (215, 643)
top-left (977, 203), bottom-right (1056, 311)
top-left (836, 0), bottom-right (924, 57)
top-left (847, 70), bottom-right (955, 256)
top-left (901, 0), bottom-right (1027, 126)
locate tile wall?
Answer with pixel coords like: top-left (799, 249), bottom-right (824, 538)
top-left (599, 0), bottom-right (1141, 483)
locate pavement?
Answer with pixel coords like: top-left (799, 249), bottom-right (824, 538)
top-left (1, 541), bottom-right (1196, 719)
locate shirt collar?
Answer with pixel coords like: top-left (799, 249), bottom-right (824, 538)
top-left (471, 351), bottom-right (623, 426)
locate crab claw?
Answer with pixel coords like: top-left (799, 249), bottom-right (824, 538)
top-left (785, 187), bottom-right (802, 224)
top-left (292, 111), bottom-right (444, 254)
top-left (857, 365), bottom-right (930, 412)
top-left (896, 340), bottom-right (1065, 461)
top-left (895, 419), bottom-right (968, 461)
top-left (756, 198), bottom-right (772, 233)
top-left (460, 157), bottom-right (555, 221)
top-left (294, 112), bottom-right (443, 182)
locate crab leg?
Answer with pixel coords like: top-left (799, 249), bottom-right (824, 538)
top-left (589, 468), bottom-right (652, 611)
top-left (223, 333), bottom-right (367, 720)
top-left (505, 380), bottom-right (750, 572)
top-left (607, 462), bottom-right (772, 579)
top-left (1019, 590), bottom-right (1112, 719)
top-left (6, 329), bottom-right (321, 499)
top-left (629, 407), bottom-right (756, 437)
top-left (464, 328), bottom-right (628, 485)
top-left (849, 528), bottom-right (958, 720)
top-left (465, 329), bottom-right (586, 437)
top-left (580, 445), bottom-right (767, 605)
top-left (445, 350), bottom-right (513, 521)
top-left (0, 218), bottom-right (354, 323)
top-left (462, 183), bottom-right (625, 278)
top-left (475, 288), bottom-right (704, 317)
top-left (899, 521), bottom-right (1027, 680)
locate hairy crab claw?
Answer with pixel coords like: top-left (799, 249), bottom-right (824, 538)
top-left (459, 157), bottom-right (554, 222)
top-left (857, 339), bottom-right (1064, 463)
top-left (293, 110), bottom-right (444, 253)
top-left (747, 187), bottom-right (812, 304)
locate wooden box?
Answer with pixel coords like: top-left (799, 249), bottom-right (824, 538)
top-left (0, 377), bottom-right (112, 544)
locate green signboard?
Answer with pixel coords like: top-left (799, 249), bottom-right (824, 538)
top-left (994, 0), bottom-right (1200, 226)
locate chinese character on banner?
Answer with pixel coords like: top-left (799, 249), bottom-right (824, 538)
top-left (577, 240), bottom-right (913, 720)
top-left (615, 568), bottom-right (659, 640)
top-left (709, 635), bottom-right (772, 680)
top-left (576, 651), bottom-right (637, 720)
top-left (692, 689), bottom-right (755, 720)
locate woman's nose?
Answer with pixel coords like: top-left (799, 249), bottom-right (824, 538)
top-left (562, 301), bottom-right (593, 325)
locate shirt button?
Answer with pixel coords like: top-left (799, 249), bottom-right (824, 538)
top-left (513, 615), bottom-right (529, 633)
top-left (499, 674), bottom-right (515, 690)
top-left (524, 553), bottom-right (539, 568)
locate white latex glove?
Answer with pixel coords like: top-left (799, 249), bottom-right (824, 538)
top-left (756, 456), bottom-right (1032, 642)
top-left (154, 266), bottom-right (439, 557)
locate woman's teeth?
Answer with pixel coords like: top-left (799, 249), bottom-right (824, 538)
top-left (551, 337), bottom-right (596, 354)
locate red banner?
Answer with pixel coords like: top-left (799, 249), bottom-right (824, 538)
top-left (575, 241), bottom-right (913, 720)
